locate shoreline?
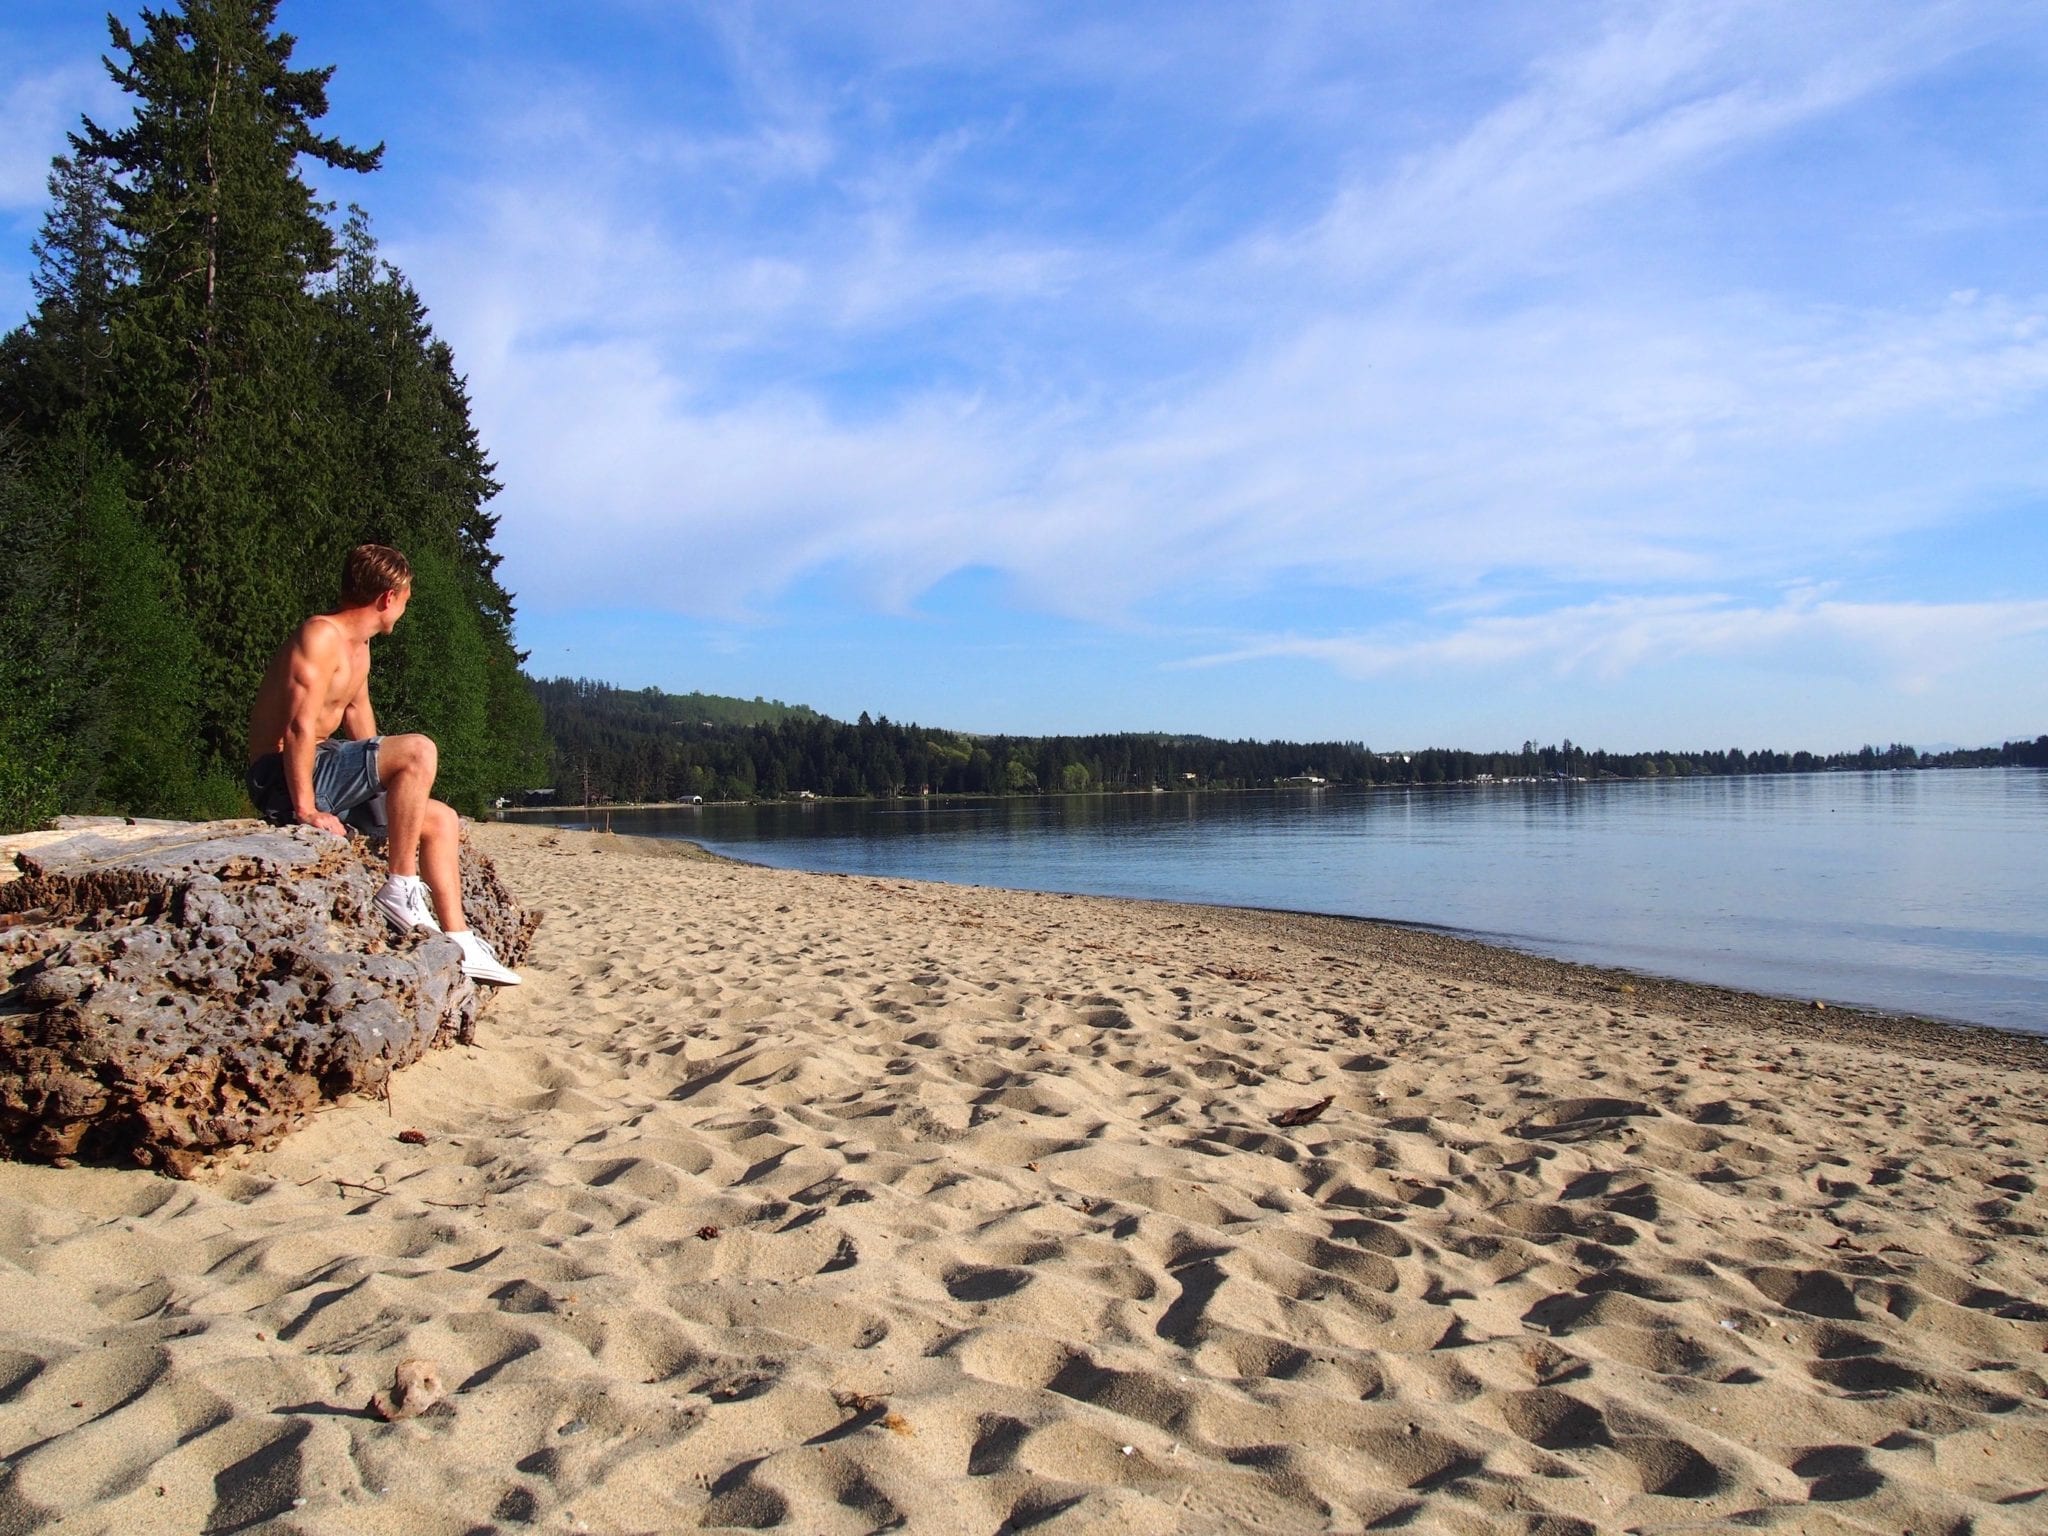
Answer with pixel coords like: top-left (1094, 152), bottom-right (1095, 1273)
top-left (2, 818), bottom-right (2042, 1532)
top-left (540, 823), bottom-right (2048, 1055)
top-left (1207, 904), bottom-right (2048, 1066)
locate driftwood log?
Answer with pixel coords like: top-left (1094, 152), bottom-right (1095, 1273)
top-left (0, 817), bottom-right (538, 1176)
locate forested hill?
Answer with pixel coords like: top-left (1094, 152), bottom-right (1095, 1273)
top-left (0, 2), bottom-right (544, 832)
top-left (535, 678), bottom-right (823, 734)
top-left (534, 678), bottom-right (822, 799)
top-left (524, 680), bottom-right (2048, 804)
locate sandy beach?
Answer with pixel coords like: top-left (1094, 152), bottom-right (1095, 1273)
top-left (2, 818), bottom-right (2045, 1534)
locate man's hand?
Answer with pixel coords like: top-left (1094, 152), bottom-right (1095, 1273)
top-left (297, 809), bottom-right (349, 839)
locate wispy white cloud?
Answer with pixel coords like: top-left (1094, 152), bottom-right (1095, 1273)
top-left (1271, 1), bottom-right (1982, 288)
top-left (399, 70), bottom-right (1083, 377)
top-left (1019, 288), bottom-right (2048, 611)
top-left (440, 248), bottom-right (2048, 627)
top-left (0, 63), bottom-right (111, 209)
top-left (472, 334), bottom-right (1023, 618)
top-left (1178, 593), bottom-right (2048, 692)
top-left (2, 0), bottom-right (2039, 740)
top-left (380, 0), bottom-right (2048, 637)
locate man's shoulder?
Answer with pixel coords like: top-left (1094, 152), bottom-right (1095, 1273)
top-left (294, 613), bottom-right (347, 649)
top-left (279, 614), bottom-right (350, 672)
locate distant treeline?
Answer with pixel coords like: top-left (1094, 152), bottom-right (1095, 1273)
top-left (528, 679), bottom-right (2048, 804)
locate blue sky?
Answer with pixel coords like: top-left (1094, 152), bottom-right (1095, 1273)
top-left (5, 1), bottom-right (2047, 752)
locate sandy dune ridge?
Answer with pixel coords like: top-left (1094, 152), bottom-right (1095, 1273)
top-left (0, 819), bottom-right (2044, 1533)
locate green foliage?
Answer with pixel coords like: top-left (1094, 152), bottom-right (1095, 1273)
top-left (0, 157), bottom-right (122, 437)
top-left (32, 424), bottom-right (205, 815)
top-left (0, 438), bottom-right (66, 831)
top-left (484, 653), bottom-right (550, 796)
top-left (0, 1), bottom-right (541, 822)
top-left (0, 424), bottom-right (202, 828)
top-left (533, 678), bottom-right (823, 735)
top-left (373, 548), bottom-right (493, 814)
top-left (74, 2), bottom-right (385, 770)
top-left (522, 681), bottom-right (2047, 806)
top-left (0, 696), bottom-right (65, 834)
top-left (315, 210), bottom-right (544, 810)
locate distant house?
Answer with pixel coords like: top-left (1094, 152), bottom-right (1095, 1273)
top-left (1277, 774), bottom-right (1327, 787)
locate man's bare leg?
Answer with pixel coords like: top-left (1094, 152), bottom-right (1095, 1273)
top-left (378, 734), bottom-right (471, 928)
top-left (372, 732), bottom-right (517, 983)
top-left (418, 799), bottom-right (469, 931)
top-left (379, 733), bottom-right (436, 881)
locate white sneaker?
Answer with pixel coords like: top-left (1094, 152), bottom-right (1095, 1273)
top-left (374, 876), bottom-right (442, 934)
top-left (450, 929), bottom-right (521, 986)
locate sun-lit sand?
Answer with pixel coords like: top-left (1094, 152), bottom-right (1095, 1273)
top-left (2, 819), bottom-right (2045, 1534)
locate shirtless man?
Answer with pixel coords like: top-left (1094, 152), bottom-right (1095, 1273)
top-left (246, 543), bottom-right (520, 985)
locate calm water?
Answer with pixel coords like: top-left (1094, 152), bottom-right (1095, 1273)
top-left (555, 769), bottom-right (2047, 1035)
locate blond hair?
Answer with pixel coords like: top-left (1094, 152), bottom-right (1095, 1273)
top-left (340, 544), bottom-right (412, 606)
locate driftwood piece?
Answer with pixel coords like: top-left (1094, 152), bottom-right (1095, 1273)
top-left (0, 818), bottom-right (538, 1176)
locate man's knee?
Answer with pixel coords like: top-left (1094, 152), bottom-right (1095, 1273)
top-left (382, 732), bottom-right (439, 782)
top-left (425, 799), bottom-right (458, 838)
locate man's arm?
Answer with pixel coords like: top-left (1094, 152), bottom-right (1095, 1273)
top-left (340, 678), bottom-right (377, 741)
top-left (280, 623), bottom-right (349, 838)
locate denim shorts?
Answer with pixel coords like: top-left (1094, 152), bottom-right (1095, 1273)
top-left (247, 737), bottom-right (382, 825)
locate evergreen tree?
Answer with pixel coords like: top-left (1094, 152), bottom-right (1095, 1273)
top-left (76, 0), bottom-right (382, 771)
top-left (319, 210), bottom-right (546, 810)
top-left (0, 156), bottom-right (123, 436)
top-left (3, 3), bottom-right (546, 820)
top-left (0, 434), bottom-right (68, 831)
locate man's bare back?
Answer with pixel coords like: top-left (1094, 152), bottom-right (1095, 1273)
top-left (246, 614), bottom-right (369, 763)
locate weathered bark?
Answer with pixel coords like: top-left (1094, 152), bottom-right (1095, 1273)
top-left (0, 818), bottom-right (537, 1175)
